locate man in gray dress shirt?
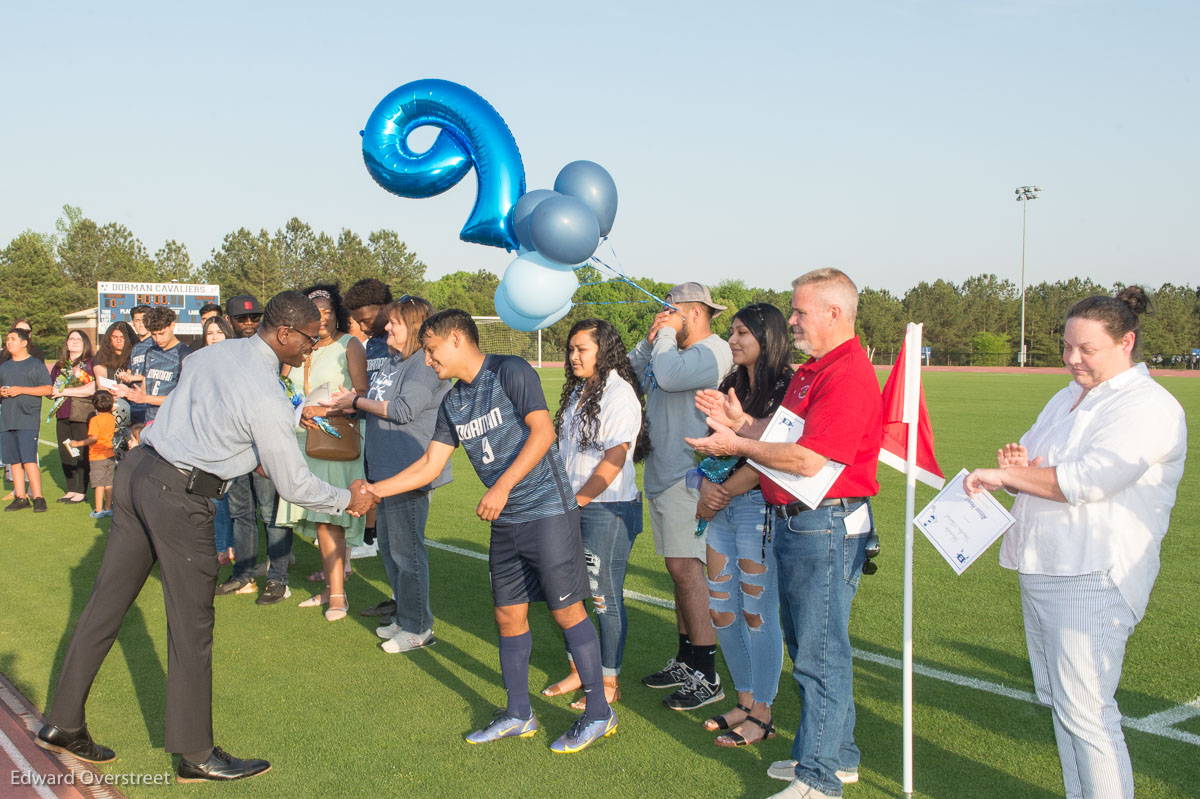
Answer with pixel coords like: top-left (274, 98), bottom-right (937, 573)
top-left (35, 291), bottom-right (376, 783)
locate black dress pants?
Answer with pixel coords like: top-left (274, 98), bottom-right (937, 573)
top-left (47, 446), bottom-right (219, 753)
top-left (55, 418), bottom-right (90, 495)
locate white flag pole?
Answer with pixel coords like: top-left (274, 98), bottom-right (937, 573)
top-left (902, 323), bottom-right (922, 798)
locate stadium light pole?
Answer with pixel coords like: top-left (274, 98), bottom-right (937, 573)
top-left (1015, 186), bottom-right (1041, 366)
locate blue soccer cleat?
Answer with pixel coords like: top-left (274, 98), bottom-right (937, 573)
top-left (550, 710), bottom-right (617, 754)
top-left (465, 710), bottom-right (539, 744)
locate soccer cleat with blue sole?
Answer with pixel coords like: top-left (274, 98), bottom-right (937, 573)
top-left (465, 710), bottom-right (539, 744)
top-left (550, 711), bottom-right (617, 754)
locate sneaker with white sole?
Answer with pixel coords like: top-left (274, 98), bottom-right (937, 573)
top-left (215, 576), bottom-right (256, 596)
top-left (549, 711), bottom-right (617, 753)
top-left (768, 760), bottom-right (858, 784)
top-left (767, 779), bottom-right (837, 799)
top-left (375, 622), bottom-right (402, 639)
top-left (641, 657), bottom-right (693, 689)
top-left (381, 628), bottom-right (435, 654)
top-left (663, 670), bottom-right (724, 711)
top-left (465, 710), bottom-right (538, 744)
top-left (349, 542), bottom-right (378, 559)
top-left (255, 580), bottom-right (291, 605)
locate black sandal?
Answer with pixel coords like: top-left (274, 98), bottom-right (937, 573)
top-left (714, 715), bottom-right (776, 748)
top-left (704, 703), bottom-right (752, 731)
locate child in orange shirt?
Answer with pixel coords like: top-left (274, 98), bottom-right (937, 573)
top-left (68, 391), bottom-right (116, 519)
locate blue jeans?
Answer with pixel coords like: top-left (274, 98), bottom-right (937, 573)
top-left (774, 499), bottom-right (872, 798)
top-left (213, 496), bottom-right (233, 554)
top-left (577, 498), bottom-right (642, 676)
top-left (705, 490), bottom-right (782, 704)
top-left (228, 472), bottom-right (293, 584)
top-left (377, 490), bottom-right (433, 634)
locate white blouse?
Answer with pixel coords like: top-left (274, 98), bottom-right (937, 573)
top-left (999, 363), bottom-right (1187, 620)
top-left (558, 370), bottom-right (641, 503)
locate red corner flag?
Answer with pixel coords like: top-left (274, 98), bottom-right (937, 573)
top-left (879, 323), bottom-right (944, 489)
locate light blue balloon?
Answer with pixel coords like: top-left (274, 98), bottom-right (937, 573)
top-left (529, 194), bottom-right (600, 266)
top-left (362, 79), bottom-right (526, 251)
top-left (554, 160), bottom-right (618, 237)
top-left (510, 189), bottom-right (559, 252)
top-left (494, 285), bottom-right (572, 332)
top-left (500, 253), bottom-right (579, 318)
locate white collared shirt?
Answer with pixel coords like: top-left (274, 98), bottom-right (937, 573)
top-left (999, 362), bottom-right (1187, 620)
top-left (558, 370), bottom-right (641, 503)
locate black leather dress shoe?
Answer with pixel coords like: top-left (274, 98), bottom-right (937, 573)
top-left (35, 723), bottom-right (116, 763)
top-left (177, 746), bottom-right (271, 783)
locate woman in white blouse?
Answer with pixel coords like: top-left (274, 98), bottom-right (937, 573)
top-left (541, 319), bottom-right (650, 709)
top-left (965, 287), bottom-right (1187, 799)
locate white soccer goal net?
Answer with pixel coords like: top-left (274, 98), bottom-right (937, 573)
top-left (473, 316), bottom-right (544, 367)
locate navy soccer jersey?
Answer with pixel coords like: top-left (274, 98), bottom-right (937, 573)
top-left (140, 341), bottom-right (191, 422)
top-left (364, 336), bottom-right (389, 386)
top-left (432, 354), bottom-right (575, 523)
top-left (127, 337), bottom-right (155, 422)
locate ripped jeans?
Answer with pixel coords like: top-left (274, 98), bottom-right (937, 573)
top-left (705, 489), bottom-right (782, 704)
top-left (576, 498), bottom-right (643, 677)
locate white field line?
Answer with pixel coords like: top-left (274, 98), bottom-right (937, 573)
top-left (425, 538), bottom-right (1200, 748)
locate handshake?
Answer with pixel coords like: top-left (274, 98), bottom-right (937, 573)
top-left (346, 479), bottom-right (380, 517)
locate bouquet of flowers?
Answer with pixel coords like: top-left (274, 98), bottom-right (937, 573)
top-left (46, 364), bottom-right (94, 422)
top-left (279, 375), bottom-right (342, 438)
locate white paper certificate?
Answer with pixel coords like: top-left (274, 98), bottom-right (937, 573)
top-left (748, 406), bottom-right (845, 508)
top-left (915, 468), bottom-right (1015, 575)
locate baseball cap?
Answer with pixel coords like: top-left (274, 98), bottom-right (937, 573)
top-left (226, 295), bottom-right (262, 317)
top-left (664, 282), bottom-right (727, 316)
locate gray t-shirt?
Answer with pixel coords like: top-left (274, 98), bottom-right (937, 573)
top-left (364, 350), bottom-right (452, 489)
top-left (629, 329), bottom-right (733, 497)
top-left (0, 356), bottom-right (51, 431)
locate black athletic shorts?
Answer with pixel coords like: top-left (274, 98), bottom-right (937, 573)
top-left (489, 508), bottom-right (588, 610)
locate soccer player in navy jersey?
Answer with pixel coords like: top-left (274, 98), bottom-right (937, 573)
top-left (365, 310), bottom-right (616, 753)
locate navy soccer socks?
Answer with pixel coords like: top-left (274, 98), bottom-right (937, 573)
top-left (499, 630), bottom-right (533, 719)
top-left (563, 618), bottom-right (610, 721)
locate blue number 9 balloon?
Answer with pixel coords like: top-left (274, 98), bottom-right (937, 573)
top-left (361, 79), bottom-right (526, 251)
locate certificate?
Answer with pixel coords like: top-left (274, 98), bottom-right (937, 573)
top-left (748, 406), bottom-right (845, 508)
top-left (97, 376), bottom-right (119, 392)
top-left (915, 468), bottom-right (1015, 575)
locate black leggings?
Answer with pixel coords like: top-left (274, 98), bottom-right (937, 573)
top-left (56, 418), bottom-right (90, 495)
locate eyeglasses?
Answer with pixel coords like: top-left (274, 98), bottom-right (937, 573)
top-left (285, 326), bottom-right (320, 346)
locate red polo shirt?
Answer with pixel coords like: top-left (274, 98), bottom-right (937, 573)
top-left (760, 336), bottom-right (882, 505)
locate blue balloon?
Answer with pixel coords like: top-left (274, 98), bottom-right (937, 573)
top-left (362, 79), bottom-right (526, 251)
top-left (510, 189), bottom-right (559, 252)
top-left (500, 253), bottom-right (579, 317)
top-left (529, 195), bottom-right (600, 266)
top-left (554, 160), bottom-right (618, 237)
top-left (494, 285), bottom-right (572, 332)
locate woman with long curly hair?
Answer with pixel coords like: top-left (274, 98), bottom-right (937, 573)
top-left (541, 319), bottom-right (650, 708)
top-left (696, 302), bottom-right (793, 747)
top-left (92, 321), bottom-right (136, 383)
top-left (49, 330), bottom-right (96, 502)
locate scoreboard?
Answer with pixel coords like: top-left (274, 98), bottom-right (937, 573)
top-left (97, 282), bottom-right (221, 336)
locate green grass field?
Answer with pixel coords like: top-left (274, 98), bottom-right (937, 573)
top-left (2, 370), bottom-right (1197, 798)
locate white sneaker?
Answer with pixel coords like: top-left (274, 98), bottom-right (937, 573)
top-left (767, 778), bottom-right (836, 799)
top-left (381, 628), bottom-right (435, 653)
top-left (768, 761), bottom-right (858, 785)
top-left (349, 543), bottom-right (378, 559)
top-left (375, 622), bottom-right (402, 639)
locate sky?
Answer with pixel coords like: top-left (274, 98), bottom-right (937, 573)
top-left (2, 1), bottom-right (1197, 296)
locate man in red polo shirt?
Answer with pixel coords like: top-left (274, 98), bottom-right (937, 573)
top-left (687, 267), bottom-right (881, 799)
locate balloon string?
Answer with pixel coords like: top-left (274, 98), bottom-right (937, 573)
top-left (587, 256), bottom-right (675, 309)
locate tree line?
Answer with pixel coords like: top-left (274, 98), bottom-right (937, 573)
top-left (3, 206), bottom-right (1198, 364)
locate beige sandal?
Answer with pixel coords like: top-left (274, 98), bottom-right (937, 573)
top-left (325, 594), bottom-right (348, 622)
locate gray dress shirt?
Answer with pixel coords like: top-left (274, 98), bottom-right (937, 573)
top-left (142, 335), bottom-right (351, 514)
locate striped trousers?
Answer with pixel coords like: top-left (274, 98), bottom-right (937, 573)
top-left (1019, 572), bottom-right (1137, 799)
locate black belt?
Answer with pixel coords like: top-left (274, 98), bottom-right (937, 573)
top-left (144, 446), bottom-right (230, 499)
top-left (774, 497), bottom-right (868, 519)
